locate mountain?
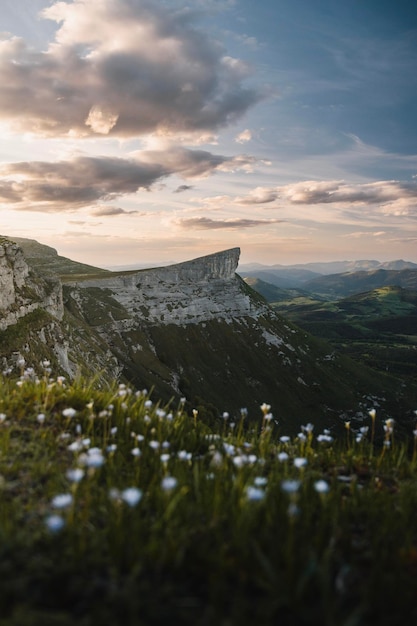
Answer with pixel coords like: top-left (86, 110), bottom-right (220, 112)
top-left (239, 259), bottom-right (417, 276)
top-left (12, 236), bottom-right (111, 279)
top-left (240, 268), bottom-right (321, 289)
top-left (268, 285), bottom-right (417, 381)
top-left (1, 236), bottom-right (415, 433)
top-left (303, 268), bottom-right (417, 298)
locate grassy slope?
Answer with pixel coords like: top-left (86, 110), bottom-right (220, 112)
top-left (1, 373), bottom-right (417, 625)
top-left (270, 286), bottom-right (417, 383)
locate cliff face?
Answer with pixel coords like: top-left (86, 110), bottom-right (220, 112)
top-left (72, 247), bottom-right (266, 325)
top-left (0, 240), bottom-right (64, 331)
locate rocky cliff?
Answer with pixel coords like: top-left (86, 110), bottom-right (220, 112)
top-left (0, 238), bottom-right (63, 331)
top-left (71, 247), bottom-right (266, 325)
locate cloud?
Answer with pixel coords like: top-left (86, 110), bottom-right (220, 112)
top-left (234, 180), bottom-right (417, 215)
top-left (173, 217), bottom-right (284, 230)
top-left (0, 0), bottom-right (261, 138)
top-left (174, 185), bottom-right (193, 193)
top-left (0, 146), bottom-right (255, 211)
top-left (235, 129), bottom-right (252, 143)
top-left (90, 206), bottom-right (138, 217)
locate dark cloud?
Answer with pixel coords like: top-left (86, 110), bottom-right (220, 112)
top-left (174, 185), bottom-right (194, 193)
top-left (0, 0), bottom-right (262, 138)
top-left (174, 217), bottom-right (284, 230)
top-left (0, 147), bottom-right (254, 211)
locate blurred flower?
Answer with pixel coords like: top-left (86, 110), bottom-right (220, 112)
top-left (281, 480), bottom-right (301, 494)
top-left (161, 476), bottom-right (178, 491)
top-left (51, 493), bottom-right (73, 509)
top-left (277, 452), bottom-right (289, 462)
top-left (314, 480), bottom-right (330, 494)
top-left (121, 487), bottom-right (143, 507)
top-left (66, 468), bottom-right (85, 483)
top-left (246, 486), bottom-right (265, 501)
top-left (45, 514), bottom-right (65, 533)
top-left (294, 457), bottom-right (308, 469)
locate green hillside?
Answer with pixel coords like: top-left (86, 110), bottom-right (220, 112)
top-left (270, 286), bottom-right (417, 381)
top-left (1, 373), bottom-right (417, 626)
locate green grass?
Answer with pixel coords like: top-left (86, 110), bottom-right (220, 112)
top-left (1, 370), bottom-right (417, 625)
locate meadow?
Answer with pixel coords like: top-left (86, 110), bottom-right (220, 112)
top-left (1, 362), bottom-right (417, 625)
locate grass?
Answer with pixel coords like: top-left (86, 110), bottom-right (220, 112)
top-left (1, 367), bottom-right (417, 625)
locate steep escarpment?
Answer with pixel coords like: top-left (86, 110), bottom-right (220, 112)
top-left (71, 248), bottom-right (265, 325)
top-left (0, 238), bottom-right (63, 331)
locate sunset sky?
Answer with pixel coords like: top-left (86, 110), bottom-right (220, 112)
top-left (1, 0), bottom-right (417, 268)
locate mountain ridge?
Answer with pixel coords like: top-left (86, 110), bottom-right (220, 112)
top-left (1, 236), bottom-right (415, 432)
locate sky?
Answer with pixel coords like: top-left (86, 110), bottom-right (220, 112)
top-left (1, 0), bottom-right (417, 268)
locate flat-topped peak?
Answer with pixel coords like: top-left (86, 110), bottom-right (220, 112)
top-left (163, 247), bottom-right (240, 282)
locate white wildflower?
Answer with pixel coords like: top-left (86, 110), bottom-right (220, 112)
top-left (121, 487), bottom-right (143, 507)
top-left (161, 476), bottom-right (178, 492)
top-left (51, 493), bottom-right (73, 509)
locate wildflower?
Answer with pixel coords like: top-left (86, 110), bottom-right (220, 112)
top-left (369, 409), bottom-right (376, 420)
top-left (314, 480), bottom-right (330, 494)
top-left (51, 493), bottom-right (73, 509)
top-left (254, 476), bottom-right (268, 487)
top-left (131, 447), bottom-right (141, 457)
top-left (240, 408), bottom-right (248, 418)
top-left (67, 441), bottom-right (83, 452)
top-left (277, 451), bottom-right (289, 462)
top-left (107, 444), bottom-right (117, 453)
top-left (110, 427), bottom-right (118, 436)
top-left (317, 434), bottom-right (333, 443)
top-left (149, 440), bottom-right (160, 450)
top-left (246, 486), bottom-right (265, 501)
top-left (162, 441), bottom-right (170, 449)
top-left (222, 412), bottom-right (229, 420)
top-left (281, 479), bottom-right (301, 494)
top-left (280, 436), bottom-right (291, 443)
top-left (0, 413), bottom-right (6, 423)
top-left (233, 456), bottom-right (245, 468)
top-left (37, 413), bottom-right (46, 424)
top-left (297, 432), bottom-right (307, 442)
top-left (160, 453), bottom-right (170, 464)
top-left (144, 400), bottom-right (153, 409)
top-left (294, 457), bottom-right (308, 469)
top-left (178, 450), bottom-right (192, 462)
top-left (121, 487), bottom-right (143, 507)
top-left (301, 423), bottom-right (314, 433)
top-left (66, 468), bottom-right (85, 483)
top-left (260, 403), bottom-right (271, 415)
top-left (161, 476), bottom-right (178, 492)
top-left (62, 407), bottom-right (76, 419)
top-left (45, 515), bottom-right (65, 533)
top-left (86, 448), bottom-right (105, 468)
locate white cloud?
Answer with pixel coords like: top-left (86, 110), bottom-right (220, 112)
top-left (235, 129), bottom-right (252, 144)
top-left (0, 0), bottom-right (261, 139)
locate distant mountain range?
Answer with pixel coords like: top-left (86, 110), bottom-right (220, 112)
top-left (240, 259), bottom-right (417, 297)
top-left (2, 236), bottom-right (416, 433)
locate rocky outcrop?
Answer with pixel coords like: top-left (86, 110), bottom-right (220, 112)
top-left (0, 239), bottom-right (64, 331)
top-left (72, 247), bottom-right (268, 325)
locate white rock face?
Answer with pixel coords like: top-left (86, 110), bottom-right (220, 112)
top-left (74, 248), bottom-right (267, 325)
top-left (0, 240), bottom-right (64, 330)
